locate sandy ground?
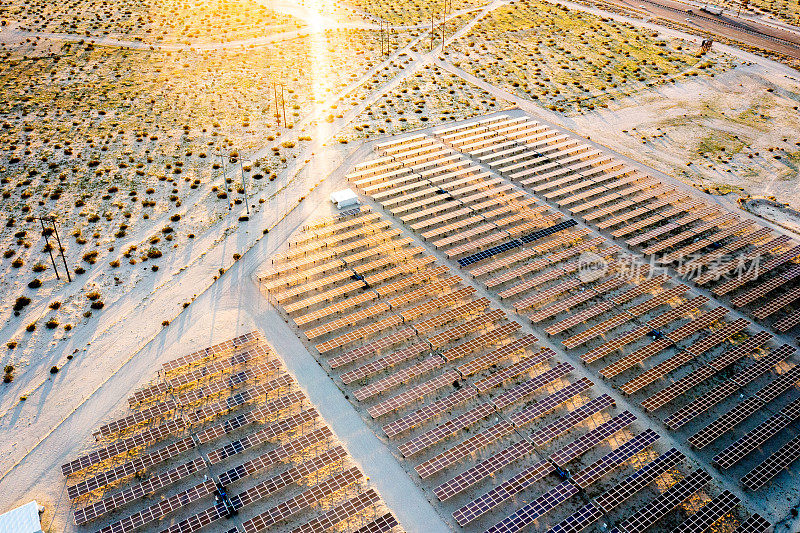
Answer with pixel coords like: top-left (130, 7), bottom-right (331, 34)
top-left (1, 0), bottom-right (800, 529)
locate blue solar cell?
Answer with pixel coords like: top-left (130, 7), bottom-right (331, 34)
top-left (458, 239), bottom-right (522, 267)
top-left (519, 219), bottom-right (578, 244)
top-left (457, 219), bottom-right (578, 267)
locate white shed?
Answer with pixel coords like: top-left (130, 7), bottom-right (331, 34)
top-left (0, 501), bottom-right (43, 533)
top-left (329, 189), bottom-right (360, 210)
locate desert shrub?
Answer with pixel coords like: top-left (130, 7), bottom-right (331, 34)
top-left (82, 250), bottom-right (99, 264)
top-left (14, 296), bottom-right (31, 311)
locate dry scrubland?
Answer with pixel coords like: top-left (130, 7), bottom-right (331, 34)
top-left (0, 28), bottom-right (387, 384)
top-left (340, 63), bottom-right (510, 142)
top-left (747, 0), bottom-right (800, 25)
top-left (447, 0), bottom-right (728, 113)
top-left (0, 0), bottom-right (305, 42)
top-left (345, 0), bottom-right (488, 24)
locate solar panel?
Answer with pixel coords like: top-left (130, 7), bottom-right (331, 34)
top-left (547, 502), bottom-right (604, 533)
top-left (458, 335), bottom-right (542, 378)
top-left (291, 489), bottom-right (380, 533)
top-left (674, 490), bottom-right (740, 533)
top-left (218, 427), bottom-right (335, 487)
top-left (341, 342), bottom-right (430, 385)
top-left (451, 460), bottom-right (555, 526)
top-left (354, 355), bottom-right (444, 402)
top-left (531, 394), bottom-right (615, 447)
top-left (613, 469), bottom-right (712, 533)
top-left (687, 396), bottom-right (765, 450)
top-left (94, 399), bottom-right (178, 439)
top-left (196, 390), bottom-right (306, 444)
top-left (382, 387), bottom-right (477, 439)
top-left (368, 370), bottom-right (460, 419)
top-left (176, 359), bottom-right (283, 407)
top-left (741, 433), bottom-right (800, 490)
top-left (158, 504), bottom-right (227, 533)
top-left (774, 308), bottom-right (800, 332)
top-left (485, 481), bottom-right (579, 533)
top-left (641, 365), bottom-right (718, 412)
top-left (599, 338), bottom-right (672, 379)
top-left (550, 411), bottom-right (637, 467)
top-left (582, 326), bottom-right (650, 364)
top-left (66, 436), bottom-right (195, 500)
top-left (492, 362), bottom-right (574, 410)
top-left (509, 377), bottom-right (593, 428)
top-left (329, 327), bottom-right (417, 369)
top-left (456, 220), bottom-right (578, 267)
top-left (595, 448), bottom-right (685, 513)
top-left (73, 457), bottom-right (207, 525)
top-left (415, 421), bottom-right (516, 479)
top-left (572, 429), bottom-right (661, 489)
top-left (240, 467), bottom-right (363, 533)
top-left (756, 363), bottom-right (800, 404)
top-left (188, 373), bottom-right (295, 424)
top-left (474, 348), bottom-right (554, 394)
top-left (735, 514), bottom-right (772, 533)
top-left (161, 331), bottom-right (261, 375)
top-left (660, 343), bottom-right (789, 431)
top-left (353, 513), bottom-right (399, 533)
top-left (61, 419), bottom-right (185, 477)
top-left (434, 440), bottom-right (535, 501)
top-left (398, 402), bottom-right (495, 458)
top-left (441, 322), bottom-right (521, 362)
top-left (97, 480), bottom-right (217, 533)
top-left (713, 412), bottom-right (792, 469)
top-left (206, 409), bottom-right (319, 464)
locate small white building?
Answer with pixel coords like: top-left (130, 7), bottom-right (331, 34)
top-left (0, 501), bottom-right (43, 533)
top-left (329, 189), bottom-right (360, 210)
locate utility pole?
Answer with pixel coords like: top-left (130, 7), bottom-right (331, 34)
top-left (38, 217), bottom-right (59, 280)
top-left (280, 84), bottom-right (287, 127)
top-left (50, 218), bottom-right (70, 282)
top-left (239, 158), bottom-right (250, 215)
top-left (217, 150), bottom-right (232, 210)
top-left (273, 83), bottom-right (281, 128)
top-left (430, 12), bottom-right (434, 51)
